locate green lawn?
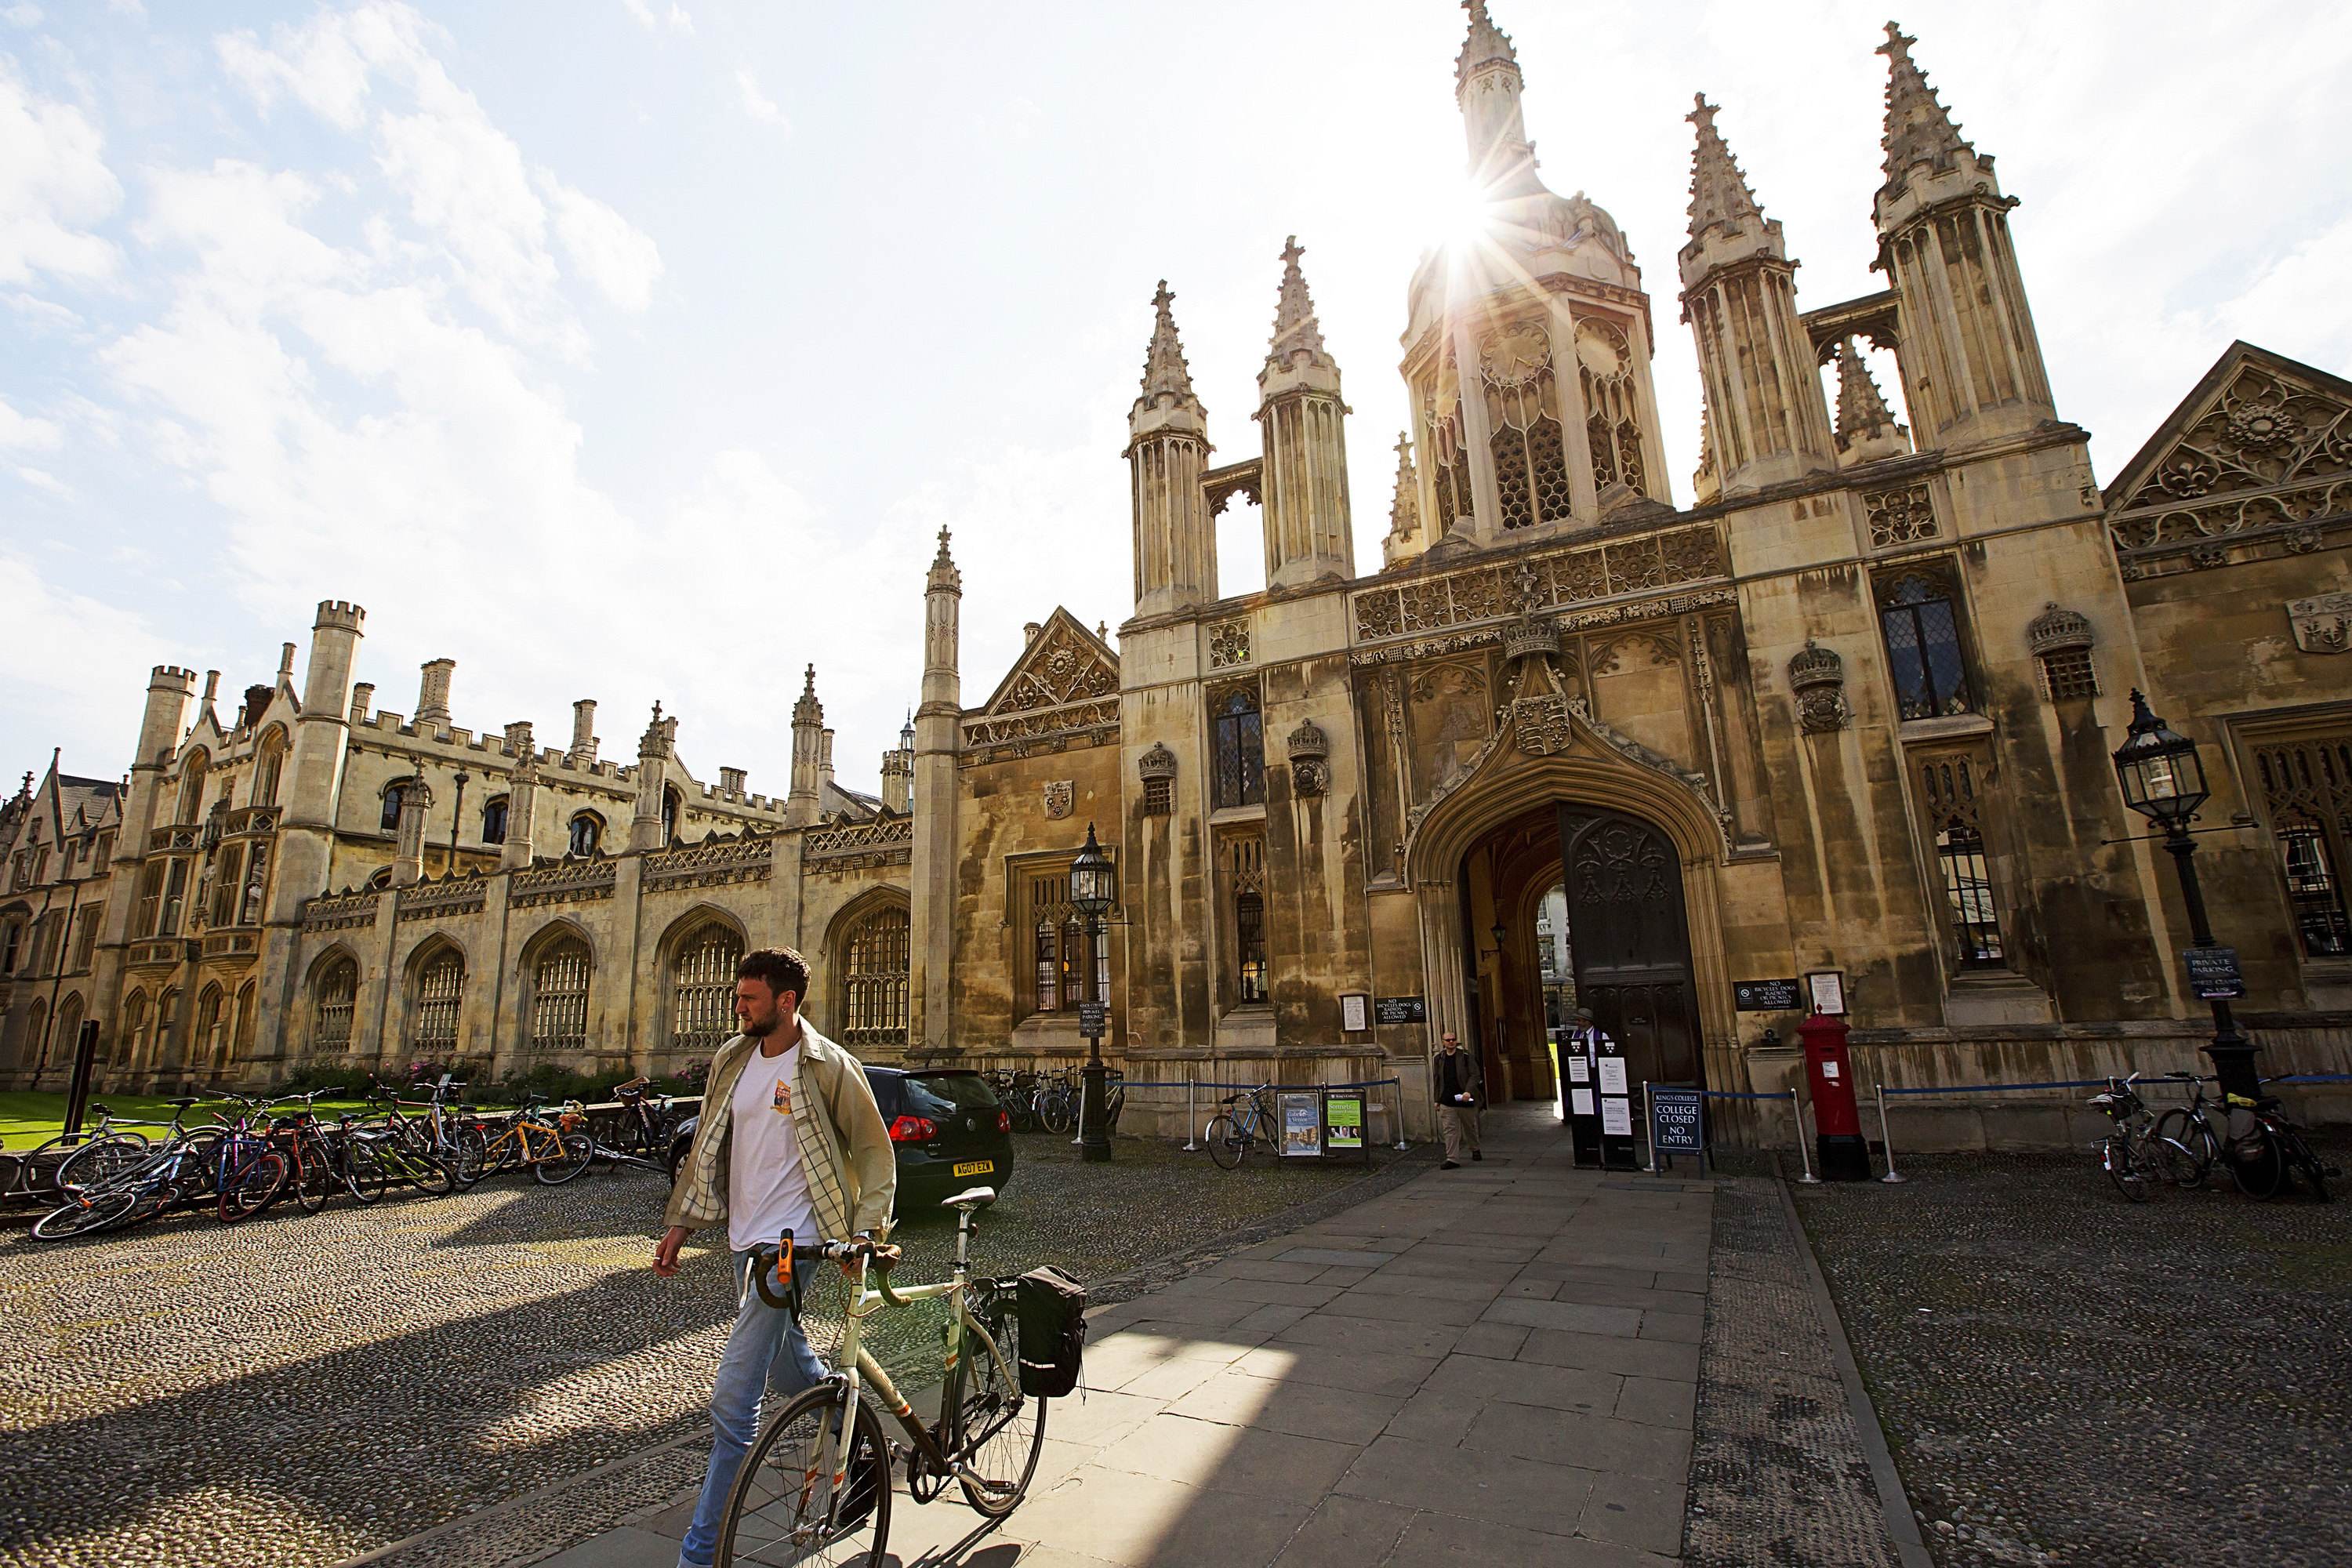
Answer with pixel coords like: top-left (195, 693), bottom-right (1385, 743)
top-left (0, 1091), bottom-right (370, 1151)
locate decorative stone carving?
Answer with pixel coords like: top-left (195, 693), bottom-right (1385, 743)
top-left (2025, 603), bottom-right (2093, 657)
top-left (1286, 719), bottom-right (1331, 797)
top-left (1138, 742), bottom-right (1178, 782)
top-left (1513, 695), bottom-right (1575, 757)
top-left (509, 858), bottom-right (617, 909)
top-left (1350, 524), bottom-right (1726, 645)
top-left (1864, 483), bottom-right (1938, 548)
top-left (1788, 640), bottom-right (1852, 734)
top-left (1207, 619), bottom-right (1251, 670)
top-left (1043, 780), bottom-right (1074, 819)
top-left (2288, 592), bottom-right (2352, 655)
top-left (644, 832), bottom-right (776, 888)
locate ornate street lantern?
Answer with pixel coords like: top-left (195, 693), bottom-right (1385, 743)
top-left (2111, 690), bottom-right (2209, 827)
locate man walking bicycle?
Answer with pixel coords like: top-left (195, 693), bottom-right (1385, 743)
top-left (1433, 1029), bottom-right (1483, 1168)
top-left (652, 946), bottom-right (896, 1568)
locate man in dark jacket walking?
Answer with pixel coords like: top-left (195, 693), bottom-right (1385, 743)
top-left (1433, 1029), bottom-right (1483, 1168)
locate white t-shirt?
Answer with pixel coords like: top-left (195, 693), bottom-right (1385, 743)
top-left (727, 1038), bottom-right (818, 1254)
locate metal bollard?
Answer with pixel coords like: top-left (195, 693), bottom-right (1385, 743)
top-left (1643, 1082), bottom-right (1660, 1175)
top-left (1790, 1087), bottom-right (1821, 1184)
top-left (1877, 1083), bottom-right (1907, 1184)
top-left (1391, 1080), bottom-right (1410, 1150)
top-left (1182, 1077), bottom-right (1199, 1152)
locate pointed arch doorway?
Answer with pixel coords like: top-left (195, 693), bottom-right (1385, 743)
top-left (1458, 800), bottom-right (1704, 1104)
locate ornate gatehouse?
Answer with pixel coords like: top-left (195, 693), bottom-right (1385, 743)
top-left (7, 6), bottom-right (2351, 1142)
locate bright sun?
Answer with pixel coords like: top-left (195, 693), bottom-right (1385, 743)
top-left (1446, 180), bottom-right (1501, 251)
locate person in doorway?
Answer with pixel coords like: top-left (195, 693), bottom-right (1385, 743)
top-left (652, 946), bottom-right (897, 1568)
top-left (1433, 1029), bottom-right (1483, 1168)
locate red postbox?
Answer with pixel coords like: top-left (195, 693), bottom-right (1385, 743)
top-left (1798, 1011), bottom-right (1871, 1181)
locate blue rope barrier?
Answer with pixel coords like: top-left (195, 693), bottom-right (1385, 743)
top-left (1686, 1088), bottom-right (1791, 1102)
top-left (1110, 1077), bottom-right (1403, 1092)
top-left (1882, 1077), bottom-right (2116, 1096)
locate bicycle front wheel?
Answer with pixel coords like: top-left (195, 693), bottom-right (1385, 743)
top-left (2103, 1137), bottom-right (2151, 1202)
top-left (959, 1299), bottom-right (1047, 1516)
top-left (718, 1384), bottom-right (892, 1568)
top-left (2151, 1109), bottom-right (2215, 1185)
top-left (535, 1131), bottom-right (594, 1185)
top-left (1039, 1094), bottom-right (1073, 1136)
top-left (2140, 1134), bottom-right (2200, 1189)
top-left (217, 1152), bottom-right (287, 1223)
top-left (1206, 1114), bottom-right (1245, 1170)
top-left (56, 1134), bottom-right (149, 1192)
top-left (33, 1189), bottom-right (142, 1240)
top-left (346, 1142), bottom-right (389, 1204)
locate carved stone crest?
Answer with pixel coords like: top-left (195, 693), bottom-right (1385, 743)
top-left (1207, 619), bottom-right (1251, 670)
top-left (1788, 640), bottom-right (1851, 734)
top-left (1513, 695), bottom-right (1576, 757)
top-left (1286, 718), bottom-right (1331, 797)
top-left (1042, 780), bottom-right (1074, 819)
top-left (2288, 593), bottom-right (2352, 655)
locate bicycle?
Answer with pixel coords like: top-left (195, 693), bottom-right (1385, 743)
top-left (1033, 1069), bottom-right (1078, 1137)
top-left (2224, 1086), bottom-right (2338, 1201)
top-left (1204, 1084), bottom-right (1277, 1171)
top-left (716, 1188), bottom-right (1046, 1566)
top-left (590, 1077), bottom-right (681, 1177)
top-left (210, 1094), bottom-right (289, 1223)
top-left (2, 1101), bottom-right (154, 1204)
top-left (372, 1075), bottom-right (490, 1187)
top-left (31, 1108), bottom-right (227, 1239)
top-left (2086, 1073), bottom-right (2195, 1202)
top-left (475, 1099), bottom-right (593, 1185)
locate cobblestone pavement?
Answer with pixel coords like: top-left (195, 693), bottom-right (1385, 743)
top-left (1792, 1145), bottom-right (2352, 1568)
top-left (0, 1132), bottom-right (1418, 1568)
top-left (1686, 1173), bottom-right (1910, 1568)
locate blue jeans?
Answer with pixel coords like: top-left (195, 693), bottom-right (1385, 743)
top-left (678, 1249), bottom-right (830, 1568)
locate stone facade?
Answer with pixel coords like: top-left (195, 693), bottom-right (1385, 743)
top-left (9, 7), bottom-right (2352, 1143)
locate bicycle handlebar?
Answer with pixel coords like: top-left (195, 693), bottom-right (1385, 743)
top-left (748, 1232), bottom-right (904, 1308)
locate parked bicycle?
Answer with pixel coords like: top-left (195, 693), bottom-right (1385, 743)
top-left (589, 1076), bottom-right (683, 1176)
top-left (714, 1187), bottom-right (1051, 1566)
top-left (475, 1098), bottom-right (593, 1185)
top-left (2087, 1073), bottom-right (2195, 1201)
top-left (1204, 1084), bottom-right (1278, 1171)
top-left (32, 1103), bottom-right (227, 1239)
top-left (2, 1100), bottom-right (155, 1205)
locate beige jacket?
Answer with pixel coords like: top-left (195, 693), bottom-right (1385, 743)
top-left (663, 1018), bottom-right (897, 1244)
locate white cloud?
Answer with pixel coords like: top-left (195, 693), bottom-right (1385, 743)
top-left (539, 176), bottom-right (662, 311)
top-left (735, 69), bottom-right (786, 129)
top-left (3, 6), bottom-right (45, 28)
top-left (0, 551), bottom-right (167, 767)
top-left (0, 66), bottom-right (122, 285)
top-left (621, 0), bottom-right (693, 34)
top-left (0, 395), bottom-right (62, 450)
top-left (12, 464), bottom-right (70, 496)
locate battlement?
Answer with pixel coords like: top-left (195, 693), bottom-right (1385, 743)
top-left (313, 600), bottom-right (367, 632)
top-left (149, 665), bottom-right (198, 689)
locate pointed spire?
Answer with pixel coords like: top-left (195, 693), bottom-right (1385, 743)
top-left (1455, 0), bottom-right (1518, 93)
top-left (1138, 280), bottom-right (1197, 405)
top-left (1685, 96), bottom-right (1764, 243)
top-left (793, 664), bottom-right (822, 726)
top-left (1833, 336), bottom-right (1910, 463)
top-left (927, 524), bottom-right (961, 593)
top-left (1388, 432), bottom-right (1420, 534)
top-left (1264, 236), bottom-right (1334, 374)
top-left (1878, 21), bottom-right (1976, 193)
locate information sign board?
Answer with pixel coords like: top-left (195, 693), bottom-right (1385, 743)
top-left (1374, 996), bottom-right (1427, 1025)
top-left (2183, 946), bottom-right (2245, 1000)
top-left (1734, 978), bottom-right (1804, 1011)
top-left (1650, 1087), bottom-right (1705, 1154)
top-left (1078, 1000), bottom-right (1107, 1035)
top-left (1325, 1089), bottom-right (1365, 1153)
top-left (1277, 1091), bottom-right (1324, 1157)
top-left (1341, 993), bottom-right (1369, 1033)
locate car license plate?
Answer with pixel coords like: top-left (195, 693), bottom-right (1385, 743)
top-left (953, 1160), bottom-right (994, 1178)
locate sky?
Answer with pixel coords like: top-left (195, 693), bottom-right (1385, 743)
top-left (4, 0), bottom-right (2349, 801)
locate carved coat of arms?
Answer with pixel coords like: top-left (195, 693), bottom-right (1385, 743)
top-left (1042, 781), bottom-right (1074, 819)
top-left (2288, 593), bottom-right (2352, 655)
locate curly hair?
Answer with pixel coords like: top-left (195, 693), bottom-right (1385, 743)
top-left (735, 945), bottom-right (811, 1003)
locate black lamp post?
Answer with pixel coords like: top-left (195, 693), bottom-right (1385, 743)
top-left (2111, 689), bottom-right (2262, 1102)
top-left (1069, 822), bottom-right (1116, 1163)
top-left (449, 770), bottom-right (470, 876)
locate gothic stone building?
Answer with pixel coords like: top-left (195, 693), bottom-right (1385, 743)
top-left (9, 7), bottom-right (2352, 1143)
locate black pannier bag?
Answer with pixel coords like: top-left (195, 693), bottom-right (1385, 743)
top-left (1014, 1265), bottom-right (1087, 1398)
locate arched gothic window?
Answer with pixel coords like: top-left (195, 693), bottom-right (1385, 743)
top-left (22, 996), bottom-right (46, 1066)
top-left (1576, 317), bottom-right (1647, 495)
top-left (662, 787), bottom-right (681, 846)
top-left (1424, 339), bottom-right (1474, 534)
top-left (1482, 319), bottom-right (1573, 530)
top-left (569, 812), bottom-right (603, 857)
top-left (196, 984), bottom-right (225, 1069)
top-left (157, 986), bottom-right (182, 1068)
top-left (481, 795), bottom-right (509, 844)
top-left (531, 935), bottom-right (593, 1054)
top-left (411, 949), bottom-right (464, 1056)
top-left (670, 924), bottom-right (743, 1054)
top-left (53, 991), bottom-right (84, 1069)
top-left (314, 959), bottom-right (357, 1051)
top-left (1211, 688), bottom-right (1265, 810)
top-left (234, 980), bottom-right (258, 1060)
top-left (252, 729), bottom-right (286, 807)
top-left (178, 754), bottom-right (209, 826)
top-left (381, 782), bottom-right (406, 833)
top-left (840, 905), bottom-right (909, 1049)
top-left (118, 989), bottom-right (149, 1069)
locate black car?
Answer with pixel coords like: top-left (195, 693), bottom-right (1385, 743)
top-left (666, 1064), bottom-right (1014, 1218)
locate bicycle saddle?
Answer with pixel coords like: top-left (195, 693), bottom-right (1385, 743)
top-left (167, 1097), bottom-right (201, 1108)
top-left (940, 1185), bottom-right (997, 1210)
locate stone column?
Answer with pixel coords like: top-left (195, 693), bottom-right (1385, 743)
top-left (501, 721), bottom-right (538, 870)
top-left (415, 658), bottom-right (456, 733)
top-left (392, 775), bottom-right (431, 887)
top-left (631, 702), bottom-right (676, 852)
top-left (909, 530), bottom-right (962, 1055)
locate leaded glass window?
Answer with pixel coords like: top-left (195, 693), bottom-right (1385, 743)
top-left (1879, 573), bottom-right (1975, 720)
top-left (1918, 753), bottom-right (2003, 966)
top-left (315, 960), bottom-right (356, 1050)
top-left (1211, 688), bottom-right (1265, 809)
top-left (412, 950), bottom-right (463, 1054)
top-left (841, 906), bottom-right (909, 1048)
top-left (670, 924), bottom-right (742, 1053)
top-left (2250, 732), bottom-right (2352, 959)
top-left (531, 937), bottom-right (592, 1054)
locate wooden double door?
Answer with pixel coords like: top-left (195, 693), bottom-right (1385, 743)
top-left (1555, 807), bottom-right (1704, 1090)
